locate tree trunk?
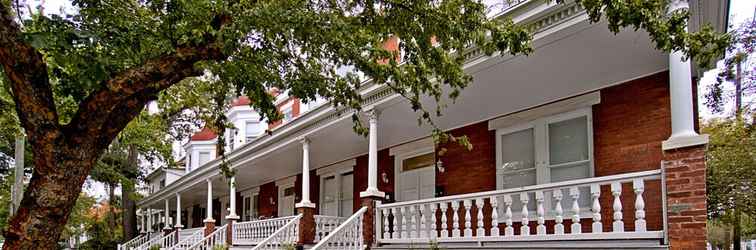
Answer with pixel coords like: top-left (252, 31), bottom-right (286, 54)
top-left (122, 145), bottom-right (139, 240)
top-left (2, 142), bottom-right (100, 250)
top-left (108, 182), bottom-right (117, 229)
top-left (733, 208), bottom-right (742, 250)
top-left (735, 59), bottom-right (742, 116)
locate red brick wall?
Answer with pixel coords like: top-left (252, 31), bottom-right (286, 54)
top-left (436, 121), bottom-right (497, 196)
top-left (354, 149), bottom-right (394, 211)
top-left (592, 71), bottom-right (670, 231)
top-left (258, 182), bottom-right (278, 218)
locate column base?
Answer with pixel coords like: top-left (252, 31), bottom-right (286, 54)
top-left (662, 134), bottom-right (708, 151)
top-left (203, 220), bottom-right (216, 236)
top-left (663, 144), bottom-right (707, 250)
top-left (360, 196), bottom-right (384, 249)
top-left (359, 189), bottom-right (385, 198)
top-left (297, 206), bottom-right (316, 245)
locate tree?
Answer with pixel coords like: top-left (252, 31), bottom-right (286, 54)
top-left (706, 20), bottom-right (756, 116)
top-left (0, 0), bottom-right (729, 248)
top-left (705, 118), bottom-right (756, 250)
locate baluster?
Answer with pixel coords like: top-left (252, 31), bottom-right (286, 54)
top-left (419, 204), bottom-right (427, 238)
top-left (463, 200), bottom-right (473, 238)
top-left (504, 195), bottom-right (514, 236)
top-left (554, 189), bottom-right (565, 235)
top-left (440, 203), bottom-right (449, 238)
top-left (410, 205), bottom-right (417, 238)
top-left (536, 191), bottom-right (546, 235)
top-left (490, 197), bottom-right (500, 237)
top-left (430, 203), bottom-right (438, 240)
top-left (452, 201), bottom-right (461, 237)
top-left (383, 209), bottom-right (390, 239)
top-left (476, 198), bottom-right (485, 237)
top-left (391, 207), bottom-right (398, 239)
top-left (590, 184), bottom-right (602, 233)
top-left (520, 193), bottom-right (530, 236)
top-left (611, 182), bottom-right (624, 232)
top-left (634, 179), bottom-right (646, 232)
top-left (400, 206), bottom-right (408, 239)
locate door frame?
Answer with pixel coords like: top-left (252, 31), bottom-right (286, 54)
top-left (317, 159), bottom-right (355, 216)
top-left (276, 176), bottom-right (297, 217)
top-left (393, 146), bottom-right (436, 202)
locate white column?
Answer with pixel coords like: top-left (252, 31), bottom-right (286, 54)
top-left (663, 0), bottom-right (708, 150)
top-left (204, 179), bottom-right (215, 223)
top-left (140, 211), bottom-right (145, 233)
top-left (164, 199), bottom-right (172, 230)
top-left (146, 209), bottom-right (152, 233)
top-left (227, 177), bottom-right (240, 219)
top-left (175, 193), bottom-right (184, 228)
top-left (360, 109), bottom-right (385, 198)
top-left (296, 137), bottom-right (316, 208)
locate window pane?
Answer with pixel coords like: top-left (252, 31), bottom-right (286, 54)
top-left (550, 163), bottom-right (590, 182)
top-left (402, 153), bottom-right (435, 172)
top-left (500, 169), bottom-right (536, 189)
top-left (198, 152), bottom-right (211, 166)
top-left (500, 128), bottom-right (535, 172)
top-left (246, 121), bottom-right (261, 136)
top-left (548, 116), bottom-right (588, 165)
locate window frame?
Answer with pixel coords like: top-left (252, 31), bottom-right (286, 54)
top-left (393, 146), bottom-right (436, 202)
top-left (495, 107), bottom-right (594, 190)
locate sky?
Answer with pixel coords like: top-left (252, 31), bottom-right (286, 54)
top-left (17, 0), bottom-right (756, 200)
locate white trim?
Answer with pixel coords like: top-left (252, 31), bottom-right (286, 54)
top-left (488, 92), bottom-right (600, 130)
top-left (318, 168), bottom-right (355, 217)
top-left (389, 137), bottom-right (434, 156)
top-left (393, 146), bottom-right (436, 202)
top-left (275, 176), bottom-right (297, 187)
top-left (316, 159), bottom-right (356, 176)
top-left (277, 176), bottom-right (297, 216)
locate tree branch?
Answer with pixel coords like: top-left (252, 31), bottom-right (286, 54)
top-left (0, 3), bottom-right (62, 147)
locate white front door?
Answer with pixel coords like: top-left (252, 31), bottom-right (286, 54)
top-left (320, 171), bottom-right (355, 217)
top-left (397, 151), bottom-right (436, 202)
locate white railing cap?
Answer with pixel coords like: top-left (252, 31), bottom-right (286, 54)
top-left (378, 169), bottom-right (662, 209)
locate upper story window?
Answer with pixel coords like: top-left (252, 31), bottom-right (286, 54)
top-left (198, 151), bottom-right (212, 167)
top-left (229, 128), bottom-right (238, 149)
top-left (495, 108), bottom-right (593, 189)
top-left (282, 107), bottom-right (293, 123)
top-left (245, 121), bottom-right (262, 142)
top-left (159, 179), bottom-right (166, 189)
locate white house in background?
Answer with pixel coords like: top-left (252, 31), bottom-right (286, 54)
top-left (125, 1), bottom-right (728, 250)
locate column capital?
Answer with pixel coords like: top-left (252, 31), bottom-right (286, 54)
top-left (667, 0), bottom-right (689, 13)
top-left (295, 201), bottom-right (316, 208)
top-left (366, 109), bottom-right (381, 122)
top-left (299, 136), bottom-right (310, 146)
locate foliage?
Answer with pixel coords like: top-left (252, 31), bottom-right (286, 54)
top-left (213, 244), bottom-right (229, 250)
top-left (705, 118), bottom-right (756, 219)
top-left (59, 193), bottom-right (96, 246)
top-left (78, 201), bottom-right (123, 249)
top-left (705, 20), bottom-right (756, 115)
top-left (0, 173), bottom-right (12, 235)
top-left (148, 245), bottom-right (161, 250)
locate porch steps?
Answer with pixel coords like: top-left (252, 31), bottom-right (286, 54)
top-left (229, 243), bottom-right (316, 250)
top-left (374, 239), bottom-right (668, 250)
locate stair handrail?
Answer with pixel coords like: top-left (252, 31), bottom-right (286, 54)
top-left (186, 224), bottom-right (228, 250)
top-left (135, 232), bottom-right (165, 250)
top-left (117, 233), bottom-right (149, 250)
top-left (252, 214), bottom-right (303, 250)
top-left (166, 228), bottom-right (204, 250)
top-left (311, 206), bottom-right (367, 250)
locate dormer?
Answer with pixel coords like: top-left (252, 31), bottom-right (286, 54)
top-left (225, 96), bottom-right (267, 151)
top-left (184, 127), bottom-right (218, 173)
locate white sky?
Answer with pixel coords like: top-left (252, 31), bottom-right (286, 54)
top-left (20, 0), bottom-right (756, 199)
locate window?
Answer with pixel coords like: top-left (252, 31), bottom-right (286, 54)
top-left (495, 108), bottom-right (593, 189)
top-left (243, 194), bottom-right (258, 221)
top-left (282, 107), bottom-right (293, 123)
top-left (198, 151), bottom-right (211, 167)
top-left (245, 121), bottom-right (262, 142)
top-left (229, 128), bottom-right (237, 149)
top-left (159, 179), bottom-right (166, 189)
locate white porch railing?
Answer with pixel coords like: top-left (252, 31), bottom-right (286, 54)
top-left (376, 170), bottom-right (663, 244)
top-left (314, 215), bottom-right (348, 242)
top-left (167, 227), bottom-right (204, 250)
top-left (252, 214), bottom-right (302, 250)
top-left (186, 224), bottom-right (227, 250)
top-left (233, 216), bottom-right (298, 244)
top-left (311, 207), bottom-right (367, 250)
top-left (118, 232), bottom-right (153, 250)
